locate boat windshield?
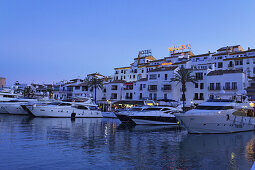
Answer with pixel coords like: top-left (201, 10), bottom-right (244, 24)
top-left (89, 106), bottom-right (99, 110)
top-left (58, 103), bottom-right (72, 106)
top-left (195, 106), bottom-right (234, 110)
top-left (72, 105), bottom-right (88, 110)
top-left (129, 108), bottom-right (143, 111)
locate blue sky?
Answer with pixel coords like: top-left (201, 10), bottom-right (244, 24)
top-left (0, 0), bottom-right (255, 86)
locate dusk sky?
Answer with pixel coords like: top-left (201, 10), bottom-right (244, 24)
top-left (0, 0), bottom-right (255, 86)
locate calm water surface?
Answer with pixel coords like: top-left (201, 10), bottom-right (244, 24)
top-left (0, 114), bottom-right (255, 169)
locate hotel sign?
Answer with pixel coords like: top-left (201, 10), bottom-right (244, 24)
top-left (139, 49), bottom-right (152, 56)
top-left (168, 44), bottom-right (191, 52)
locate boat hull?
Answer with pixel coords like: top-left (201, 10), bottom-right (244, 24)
top-left (28, 106), bottom-right (103, 118)
top-left (175, 113), bottom-right (255, 134)
top-left (3, 103), bottom-right (28, 115)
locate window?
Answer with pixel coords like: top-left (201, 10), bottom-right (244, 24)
top-left (149, 74), bottom-right (157, 80)
top-left (195, 83), bottom-right (198, 88)
top-left (232, 82), bottom-right (237, 90)
top-left (153, 93), bottom-right (157, 100)
top-left (75, 86), bottom-right (80, 90)
top-left (82, 86), bottom-right (88, 91)
top-left (134, 69), bottom-right (137, 73)
top-left (140, 84), bottom-right (143, 90)
top-left (139, 93), bottom-right (142, 99)
top-left (235, 60), bottom-right (239, 65)
top-left (149, 93), bottom-right (152, 100)
top-left (111, 93), bottom-right (117, 99)
top-left (158, 74), bottom-right (160, 78)
top-left (164, 74), bottom-right (168, 80)
top-left (200, 83), bottom-right (204, 89)
top-left (121, 70), bottom-right (123, 73)
top-left (143, 84), bottom-right (146, 88)
top-left (162, 85), bottom-right (171, 90)
top-left (216, 83), bottom-right (220, 90)
top-left (148, 85), bottom-right (157, 91)
top-left (225, 82), bottom-right (230, 90)
top-left (228, 61), bottom-right (233, 67)
top-left (111, 85), bottom-right (118, 90)
top-left (209, 83), bottom-right (214, 90)
top-left (195, 72), bottom-right (203, 80)
top-left (164, 94), bottom-right (167, 99)
top-left (218, 62), bottom-right (223, 68)
top-left (200, 93), bottom-right (204, 100)
top-left (133, 75), bottom-right (135, 79)
top-left (240, 60), bottom-right (243, 65)
top-left (194, 93), bottom-right (198, 100)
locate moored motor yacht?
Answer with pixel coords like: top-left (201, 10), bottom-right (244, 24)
top-left (26, 98), bottom-right (103, 118)
top-left (115, 105), bottom-right (181, 125)
top-left (2, 98), bottom-right (37, 115)
top-left (175, 98), bottom-right (255, 134)
top-left (0, 92), bottom-right (21, 113)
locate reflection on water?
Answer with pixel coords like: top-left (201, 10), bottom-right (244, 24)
top-left (0, 114), bottom-right (254, 169)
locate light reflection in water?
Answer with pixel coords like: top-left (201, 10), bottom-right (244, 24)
top-left (246, 138), bottom-right (255, 162)
top-left (0, 114), bottom-right (254, 169)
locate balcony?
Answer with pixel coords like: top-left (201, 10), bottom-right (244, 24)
top-left (123, 87), bottom-right (133, 90)
top-left (208, 87), bottom-right (221, 91)
top-left (110, 97), bottom-right (117, 99)
top-left (148, 87), bottom-right (157, 91)
top-left (161, 87), bottom-right (172, 91)
top-left (148, 85), bottom-right (157, 92)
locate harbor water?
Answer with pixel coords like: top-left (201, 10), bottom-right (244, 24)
top-left (0, 114), bottom-right (255, 169)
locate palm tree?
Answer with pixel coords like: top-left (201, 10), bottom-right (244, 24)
top-left (171, 67), bottom-right (197, 110)
top-left (86, 77), bottom-right (104, 103)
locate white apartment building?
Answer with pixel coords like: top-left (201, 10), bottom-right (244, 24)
top-left (52, 45), bottom-right (255, 109)
top-left (103, 45), bottom-right (255, 107)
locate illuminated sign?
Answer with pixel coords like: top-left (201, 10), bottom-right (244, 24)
top-left (168, 44), bottom-right (191, 52)
top-left (161, 62), bottom-right (172, 66)
top-left (139, 49), bottom-right (152, 56)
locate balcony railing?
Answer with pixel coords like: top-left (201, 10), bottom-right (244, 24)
top-left (123, 88), bottom-right (133, 90)
top-left (148, 88), bottom-right (157, 91)
top-left (208, 87), bottom-right (221, 91)
top-left (161, 87), bottom-right (172, 91)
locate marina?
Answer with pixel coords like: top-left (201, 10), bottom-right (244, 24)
top-left (0, 114), bottom-right (255, 169)
top-left (1, 0), bottom-right (255, 169)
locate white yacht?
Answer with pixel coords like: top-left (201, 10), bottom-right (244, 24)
top-left (175, 98), bottom-right (255, 134)
top-left (1, 98), bottom-right (37, 115)
top-left (0, 92), bottom-right (21, 113)
top-left (115, 105), bottom-right (181, 125)
top-left (26, 98), bottom-right (103, 118)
